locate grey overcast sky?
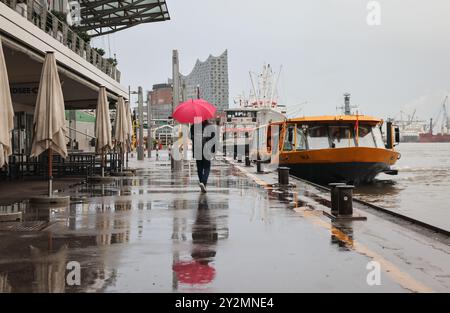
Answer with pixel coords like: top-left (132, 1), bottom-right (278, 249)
top-left (91, 0), bottom-right (450, 121)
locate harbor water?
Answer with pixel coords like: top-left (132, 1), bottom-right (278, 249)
top-left (355, 143), bottom-right (450, 232)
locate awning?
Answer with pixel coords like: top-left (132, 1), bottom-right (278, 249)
top-left (77, 0), bottom-right (170, 37)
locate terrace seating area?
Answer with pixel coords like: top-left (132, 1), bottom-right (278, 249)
top-left (0, 151), bottom-right (124, 180)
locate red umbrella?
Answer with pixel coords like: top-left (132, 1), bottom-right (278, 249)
top-left (173, 261), bottom-right (216, 285)
top-left (173, 99), bottom-right (217, 124)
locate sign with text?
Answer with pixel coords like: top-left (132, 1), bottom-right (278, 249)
top-left (10, 83), bottom-right (39, 104)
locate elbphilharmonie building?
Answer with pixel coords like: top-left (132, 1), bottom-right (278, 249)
top-left (181, 50), bottom-right (229, 112)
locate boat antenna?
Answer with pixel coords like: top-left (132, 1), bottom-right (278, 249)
top-left (337, 93), bottom-right (353, 115)
top-left (344, 93), bottom-right (351, 115)
top-left (269, 65), bottom-right (282, 108)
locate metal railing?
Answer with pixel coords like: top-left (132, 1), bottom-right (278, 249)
top-left (2, 151), bottom-right (122, 179)
top-left (1, 0), bottom-right (121, 82)
top-left (67, 126), bottom-right (96, 139)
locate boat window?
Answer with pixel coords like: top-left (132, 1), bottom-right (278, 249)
top-left (283, 124), bottom-right (295, 151)
top-left (307, 126), bottom-right (330, 149)
top-left (295, 125), bottom-right (307, 150)
top-left (372, 126), bottom-right (385, 148)
top-left (329, 126), bottom-right (356, 148)
top-left (357, 126), bottom-right (376, 147)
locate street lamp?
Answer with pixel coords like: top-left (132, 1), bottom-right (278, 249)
top-left (129, 86), bottom-right (153, 160)
top-left (129, 86), bottom-right (144, 160)
top-left (146, 91), bottom-right (153, 158)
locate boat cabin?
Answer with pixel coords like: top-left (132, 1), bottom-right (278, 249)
top-left (250, 115), bottom-right (397, 161)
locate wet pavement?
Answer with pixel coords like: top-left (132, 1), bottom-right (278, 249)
top-left (0, 151), bottom-right (449, 292)
top-left (0, 178), bottom-right (84, 205)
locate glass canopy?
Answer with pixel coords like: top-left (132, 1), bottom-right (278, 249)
top-left (77, 0), bottom-right (170, 37)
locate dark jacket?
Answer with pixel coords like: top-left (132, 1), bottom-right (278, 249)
top-left (190, 120), bottom-right (216, 159)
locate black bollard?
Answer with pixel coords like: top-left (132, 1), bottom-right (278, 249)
top-left (233, 143), bottom-right (237, 160)
top-left (245, 156), bottom-right (251, 167)
top-left (329, 183), bottom-right (346, 215)
top-left (244, 133), bottom-right (250, 166)
top-left (256, 151), bottom-right (263, 173)
top-left (223, 133), bottom-right (227, 156)
top-left (336, 185), bottom-right (355, 216)
top-left (256, 160), bottom-right (263, 173)
top-left (278, 167), bottom-right (290, 186)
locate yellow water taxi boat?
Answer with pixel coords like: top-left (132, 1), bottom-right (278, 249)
top-left (250, 115), bottom-right (401, 185)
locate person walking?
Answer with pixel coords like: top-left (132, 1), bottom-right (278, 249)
top-left (172, 94), bottom-right (217, 193)
top-left (155, 139), bottom-right (160, 160)
top-left (191, 119), bottom-right (216, 193)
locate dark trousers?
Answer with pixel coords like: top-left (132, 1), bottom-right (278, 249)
top-left (196, 159), bottom-right (211, 186)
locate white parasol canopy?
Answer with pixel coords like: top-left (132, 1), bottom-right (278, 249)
top-left (31, 51), bottom-right (67, 159)
top-left (0, 38), bottom-right (14, 168)
top-left (95, 86), bottom-right (112, 153)
top-left (125, 100), bottom-right (133, 152)
top-left (114, 96), bottom-right (128, 146)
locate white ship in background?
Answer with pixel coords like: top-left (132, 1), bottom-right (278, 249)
top-left (248, 63), bottom-right (287, 116)
top-left (395, 109), bottom-right (427, 143)
top-left (223, 64), bottom-right (287, 157)
top-left (230, 63), bottom-right (287, 123)
top-left (401, 127), bottom-right (423, 143)
top-left (395, 98), bottom-right (450, 143)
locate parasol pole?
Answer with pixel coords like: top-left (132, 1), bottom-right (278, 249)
top-left (101, 147), bottom-right (105, 178)
top-left (126, 135), bottom-right (129, 169)
top-left (48, 147), bottom-right (53, 197)
top-left (118, 144), bottom-right (121, 172)
top-left (121, 144), bottom-right (124, 172)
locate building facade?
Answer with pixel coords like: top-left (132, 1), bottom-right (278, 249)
top-left (148, 83), bottom-right (173, 121)
top-left (180, 50), bottom-right (229, 112)
top-left (0, 0), bottom-right (170, 179)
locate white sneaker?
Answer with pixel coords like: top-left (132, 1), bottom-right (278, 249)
top-left (199, 183), bottom-right (207, 193)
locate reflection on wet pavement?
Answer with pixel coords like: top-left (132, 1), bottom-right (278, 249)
top-left (0, 158), bottom-right (412, 293)
top-left (172, 194), bottom-right (228, 288)
top-left (330, 222), bottom-right (354, 251)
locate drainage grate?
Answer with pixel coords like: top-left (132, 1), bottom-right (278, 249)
top-left (0, 221), bottom-right (49, 232)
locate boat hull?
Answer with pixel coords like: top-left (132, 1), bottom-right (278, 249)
top-left (419, 133), bottom-right (450, 143)
top-left (284, 162), bottom-right (390, 185)
top-left (278, 147), bottom-right (400, 185)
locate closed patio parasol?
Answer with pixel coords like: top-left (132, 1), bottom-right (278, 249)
top-left (0, 37), bottom-right (14, 169)
top-left (95, 86), bottom-right (112, 177)
top-left (30, 51), bottom-right (68, 197)
top-left (114, 96), bottom-right (128, 172)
